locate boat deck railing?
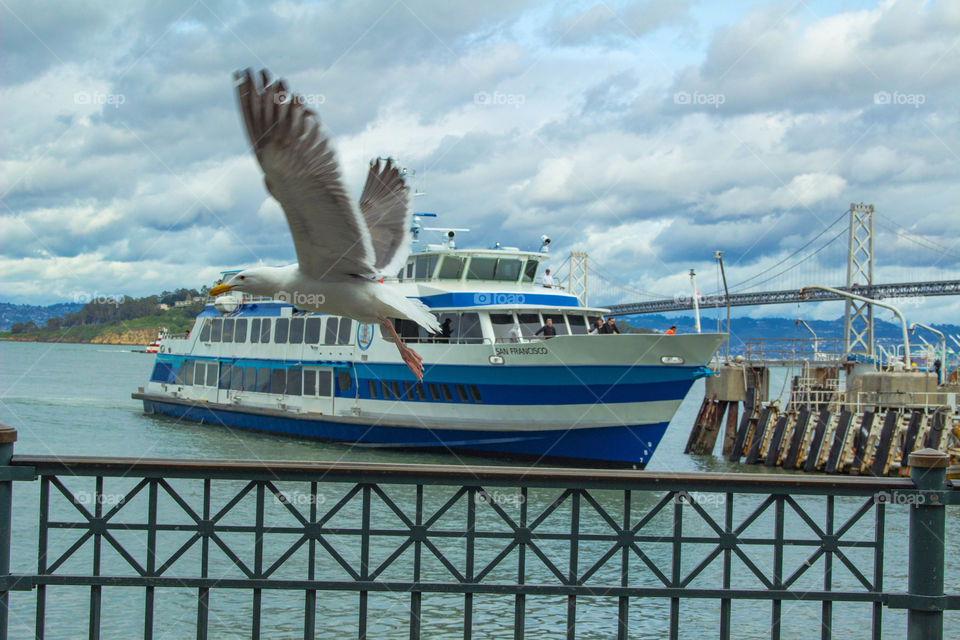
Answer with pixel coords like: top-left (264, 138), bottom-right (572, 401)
top-left (1, 424), bottom-right (958, 639)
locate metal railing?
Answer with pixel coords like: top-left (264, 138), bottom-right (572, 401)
top-left (0, 425), bottom-right (958, 640)
top-left (743, 338), bottom-right (846, 364)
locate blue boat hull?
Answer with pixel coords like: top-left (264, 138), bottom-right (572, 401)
top-left (140, 396), bottom-right (667, 467)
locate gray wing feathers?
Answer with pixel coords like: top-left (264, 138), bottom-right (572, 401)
top-left (234, 68), bottom-right (377, 279)
top-left (358, 158), bottom-right (412, 276)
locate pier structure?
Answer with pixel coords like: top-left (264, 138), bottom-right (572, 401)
top-left (0, 424), bottom-right (959, 639)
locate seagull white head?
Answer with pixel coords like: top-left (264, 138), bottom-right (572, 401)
top-left (209, 266), bottom-right (287, 298)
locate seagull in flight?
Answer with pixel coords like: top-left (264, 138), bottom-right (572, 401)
top-left (209, 69), bottom-right (440, 380)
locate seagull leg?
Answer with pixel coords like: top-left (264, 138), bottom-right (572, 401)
top-left (379, 315), bottom-right (424, 382)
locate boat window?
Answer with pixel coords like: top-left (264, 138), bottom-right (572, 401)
top-left (150, 362), bottom-right (173, 383)
top-left (494, 258), bottom-right (522, 282)
top-left (391, 381), bottom-right (402, 400)
top-left (190, 362), bottom-right (203, 386)
top-left (305, 317), bottom-right (322, 344)
top-left (257, 367), bottom-right (271, 393)
top-left (230, 366), bottom-right (243, 391)
top-left (324, 318), bottom-right (339, 345)
top-left (337, 318), bottom-right (353, 345)
top-left (544, 313), bottom-right (569, 335)
top-left (199, 319), bottom-right (212, 342)
top-left (174, 362), bottom-right (188, 385)
top-left (338, 370), bottom-right (352, 391)
top-left (234, 319), bottom-right (247, 343)
top-left (414, 382), bottom-right (426, 400)
top-left (437, 256), bottom-right (465, 279)
top-left (414, 255), bottom-right (438, 279)
top-left (517, 313), bottom-right (541, 338)
top-left (317, 370), bottom-right (332, 397)
top-left (381, 381), bottom-right (390, 399)
top-left (218, 363), bottom-right (232, 390)
top-left (211, 319), bottom-right (223, 342)
top-left (303, 370), bottom-right (317, 396)
top-left (206, 363), bottom-right (218, 387)
top-left (274, 318), bottom-right (289, 343)
top-left (456, 313), bottom-right (483, 344)
top-left (368, 380), bottom-right (377, 399)
top-left (260, 319), bottom-right (271, 343)
top-left (406, 262), bottom-right (414, 279)
top-left (286, 368), bottom-right (302, 396)
top-left (568, 315), bottom-right (588, 335)
top-left (489, 313), bottom-right (516, 342)
top-left (243, 367), bottom-right (257, 392)
top-left (469, 385), bottom-right (482, 402)
top-left (289, 317), bottom-right (304, 344)
top-left (222, 319), bottom-right (234, 343)
top-left (250, 319), bottom-right (261, 344)
top-left (271, 369), bottom-right (286, 395)
top-left (183, 362), bottom-right (194, 386)
top-left (440, 385), bottom-right (453, 402)
top-left (467, 257), bottom-right (497, 280)
top-left (402, 381), bottom-right (413, 400)
top-left (393, 319), bottom-right (422, 343)
top-left (522, 260), bottom-right (539, 283)
top-left (428, 383), bottom-right (441, 401)
top-left (455, 384), bottom-right (469, 402)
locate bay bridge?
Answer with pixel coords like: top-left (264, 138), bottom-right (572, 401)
top-left (552, 203), bottom-right (959, 356)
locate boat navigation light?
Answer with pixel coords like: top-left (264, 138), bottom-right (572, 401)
top-left (540, 235), bottom-right (551, 253)
top-left (446, 230), bottom-right (456, 249)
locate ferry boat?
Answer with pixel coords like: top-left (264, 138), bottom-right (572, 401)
top-left (133, 238), bottom-right (724, 467)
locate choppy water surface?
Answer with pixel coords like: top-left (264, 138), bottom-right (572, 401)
top-left (1, 342), bottom-right (956, 638)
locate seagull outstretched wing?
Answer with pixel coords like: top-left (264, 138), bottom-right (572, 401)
top-left (234, 68), bottom-right (381, 280)
top-left (358, 158), bottom-right (412, 277)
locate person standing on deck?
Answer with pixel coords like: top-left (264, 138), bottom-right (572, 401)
top-left (599, 317), bottom-right (620, 334)
top-left (534, 317), bottom-right (557, 339)
top-left (589, 318), bottom-right (604, 334)
top-left (541, 269), bottom-right (555, 288)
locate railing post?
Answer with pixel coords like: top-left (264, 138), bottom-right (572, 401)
top-left (0, 424), bottom-right (17, 640)
top-left (906, 448), bottom-right (949, 640)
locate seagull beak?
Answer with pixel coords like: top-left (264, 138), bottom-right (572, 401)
top-left (209, 283), bottom-right (235, 296)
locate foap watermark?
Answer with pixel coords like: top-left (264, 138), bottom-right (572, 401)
top-left (672, 490), bottom-right (726, 507)
top-left (76, 491), bottom-right (126, 506)
top-left (73, 291), bottom-right (124, 304)
top-left (674, 90), bottom-right (725, 109)
top-left (474, 91), bottom-right (526, 108)
top-left (276, 93), bottom-right (326, 108)
top-left (275, 291), bottom-right (326, 306)
top-left (673, 292), bottom-right (726, 307)
top-left (273, 490), bottom-right (327, 507)
top-left (874, 491), bottom-right (926, 506)
top-left (474, 292), bottom-right (526, 305)
top-left (874, 292), bottom-right (925, 308)
top-left (74, 91), bottom-right (126, 109)
top-left (873, 90), bottom-right (925, 108)
top-left (476, 490), bottom-right (525, 506)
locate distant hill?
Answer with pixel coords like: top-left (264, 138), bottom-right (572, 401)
top-left (624, 314), bottom-right (960, 352)
top-left (0, 302), bottom-right (84, 332)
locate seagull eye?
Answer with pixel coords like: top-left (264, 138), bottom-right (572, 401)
top-left (239, 275), bottom-right (246, 280)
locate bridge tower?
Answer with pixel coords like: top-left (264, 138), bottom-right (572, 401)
top-left (567, 251), bottom-right (589, 305)
top-left (843, 203), bottom-right (875, 357)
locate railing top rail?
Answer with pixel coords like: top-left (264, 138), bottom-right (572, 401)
top-left (10, 454), bottom-right (925, 494)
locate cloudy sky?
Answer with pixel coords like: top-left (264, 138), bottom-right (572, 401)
top-left (2, 0), bottom-right (959, 322)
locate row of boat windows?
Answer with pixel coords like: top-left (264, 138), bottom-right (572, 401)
top-left (403, 255), bottom-right (539, 283)
top-left (368, 380), bottom-right (483, 403)
top-left (153, 359), bottom-right (482, 403)
top-left (167, 360), bottom-right (349, 397)
top-left (198, 316), bottom-right (353, 346)
top-left (393, 311), bottom-right (602, 343)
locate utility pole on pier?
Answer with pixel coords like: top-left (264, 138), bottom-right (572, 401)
top-left (843, 203), bottom-right (875, 358)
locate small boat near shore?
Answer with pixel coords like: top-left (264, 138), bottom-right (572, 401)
top-left (134, 238), bottom-right (723, 467)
